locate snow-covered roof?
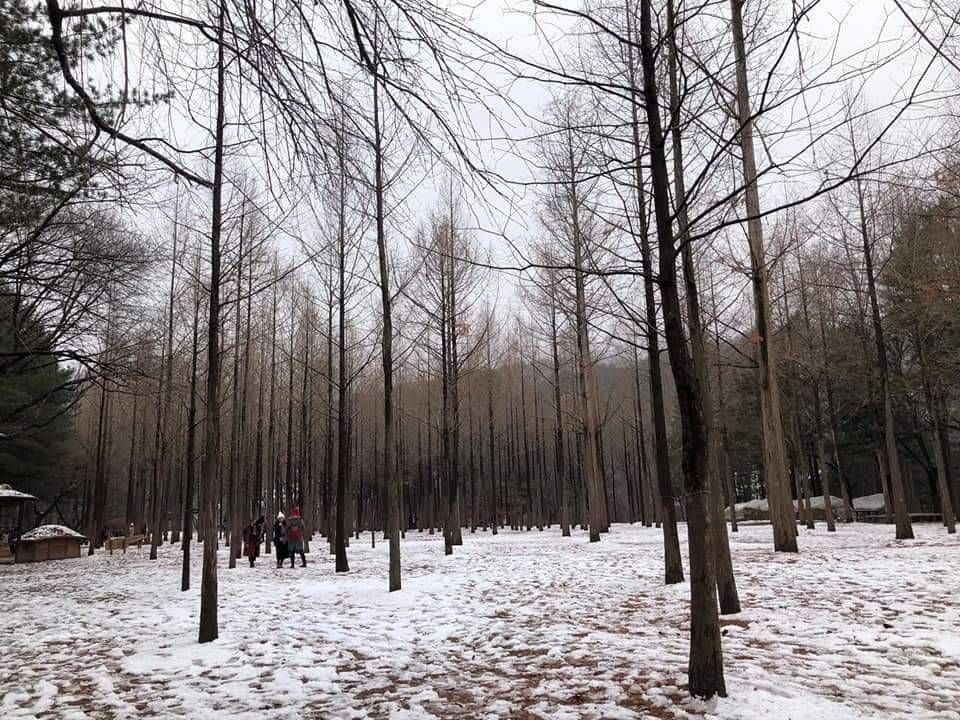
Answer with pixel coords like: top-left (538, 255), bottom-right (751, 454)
top-left (0, 484), bottom-right (37, 501)
top-left (853, 493), bottom-right (886, 512)
top-left (20, 525), bottom-right (85, 542)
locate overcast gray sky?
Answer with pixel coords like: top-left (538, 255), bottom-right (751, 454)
top-left (100, 0), bottom-right (958, 321)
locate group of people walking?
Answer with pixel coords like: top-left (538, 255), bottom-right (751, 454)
top-left (241, 507), bottom-right (307, 568)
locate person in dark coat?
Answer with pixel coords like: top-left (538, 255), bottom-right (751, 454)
top-left (9, 526), bottom-right (21, 557)
top-left (242, 518), bottom-right (258, 567)
top-left (272, 513), bottom-right (287, 568)
top-left (254, 515), bottom-right (265, 559)
top-left (286, 506), bottom-right (306, 568)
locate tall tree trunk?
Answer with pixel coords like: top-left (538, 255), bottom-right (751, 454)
top-left (299, 307), bottom-right (311, 524)
top-left (326, 268), bottom-right (335, 551)
top-left (519, 343), bottom-right (532, 531)
top-left (639, 0), bottom-right (725, 695)
top-left (335, 139), bottom-right (350, 572)
top-left (156, 192), bottom-right (180, 555)
top-left (729, 0), bottom-right (797, 553)
top-left (549, 296), bottom-right (570, 537)
top-left (285, 311), bottom-right (295, 517)
top-left (709, 280), bottom-right (738, 533)
top-left (182, 252), bottom-right (202, 590)
top-left (631, 345), bottom-right (650, 527)
top-left (797, 257), bottom-right (836, 531)
top-left (371, 53), bottom-right (401, 589)
top-left (199, 4), bottom-right (226, 643)
top-left (487, 336), bottom-right (499, 536)
top-left (625, 1), bottom-right (683, 579)
top-left (228, 211), bottom-right (244, 569)
top-left (620, 411), bottom-right (636, 525)
top-left (265, 260), bottom-right (279, 553)
top-left (125, 388), bottom-right (140, 529)
top-left (445, 208), bottom-right (464, 550)
top-left (566, 142), bottom-right (604, 544)
top-left (469, 393), bottom-right (477, 532)
top-left (89, 379), bottom-right (110, 553)
top-left (240, 233), bottom-right (254, 528)
top-left (781, 264), bottom-right (814, 531)
top-left (666, 0), bottom-right (739, 614)
top-left (149, 346), bottom-right (165, 559)
top-left (427, 362), bottom-right (435, 537)
top-left (853, 168), bottom-right (913, 539)
top-left (817, 303), bottom-right (852, 520)
top-left (916, 331), bottom-right (956, 533)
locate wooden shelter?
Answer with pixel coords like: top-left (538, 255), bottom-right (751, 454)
top-left (15, 524), bottom-right (85, 563)
top-left (0, 484), bottom-right (37, 563)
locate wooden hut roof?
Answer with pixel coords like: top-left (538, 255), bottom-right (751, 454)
top-left (20, 525), bottom-right (85, 542)
top-left (0, 484), bottom-right (37, 501)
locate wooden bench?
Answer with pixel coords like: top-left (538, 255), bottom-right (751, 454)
top-left (105, 534), bottom-right (147, 554)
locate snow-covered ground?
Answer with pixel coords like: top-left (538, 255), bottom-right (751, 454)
top-left (1, 522), bottom-right (958, 719)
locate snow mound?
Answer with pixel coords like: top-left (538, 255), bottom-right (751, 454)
top-left (20, 525), bottom-right (85, 541)
top-left (803, 495), bottom-right (846, 511)
top-left (853, 493), bottom-right (886, 512)
top-left (726, 496), bottom-right (846, 520)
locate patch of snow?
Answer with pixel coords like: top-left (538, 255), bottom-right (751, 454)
top-left (0, 521), bottom-right (957, 718)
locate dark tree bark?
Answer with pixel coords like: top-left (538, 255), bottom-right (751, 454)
top-left (285, 308), bottom-right (296, 517)
top-left (199, 4), bottom-right (226, 644)
top-left (817, 302), bottom-right (853, 520)
top-left (550, 292), bottom-right (571, 537)
top-left (265, 261), bottom-right (279, 553)
top-left (797, 258), bottom-right (836, 531)
top-left (125, 389), bottom-right (140, 529)
top-left (182, 250), bottom-right (202, 592)
top-left (916, 329), bottom-right (956, 533)
top-left (624, 0), bottom-right (683, 580)
top-left (371, 48), bottom-right (401, 589)
top-left (228, 212), bottom-right (245, 569)
top-left (639, 0), bottom-right (725, 695)
top-left (487, 335), bottom-right (499, 536)
top-left (666, 0), bottom-right (739, 614)
top-left (89, 378), bottom-right (111, 554)
top-left (567, 151), bottom-right (603, 544)
top-left (149, 344), bottom-right (165, 560)
top-left (729, 0), bottom-right (798, 553)
top-left (335, 141), bottom-right (350, 572)
top-left (853, 163), bottom-right (913, 539)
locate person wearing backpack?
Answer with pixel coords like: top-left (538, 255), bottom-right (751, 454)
top-left (286, 506), bottom-right (306, 568)
top-left (273, 513), bottom-right (288, 568)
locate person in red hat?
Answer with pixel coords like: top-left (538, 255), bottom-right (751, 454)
top-left (286, 506), bottom-right (306, 568)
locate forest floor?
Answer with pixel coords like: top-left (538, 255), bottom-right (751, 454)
top-left (1, 521), bottom-right (958, 719)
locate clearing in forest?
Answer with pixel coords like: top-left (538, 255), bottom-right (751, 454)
top-left (1, 523), bottom-right (958, 719)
